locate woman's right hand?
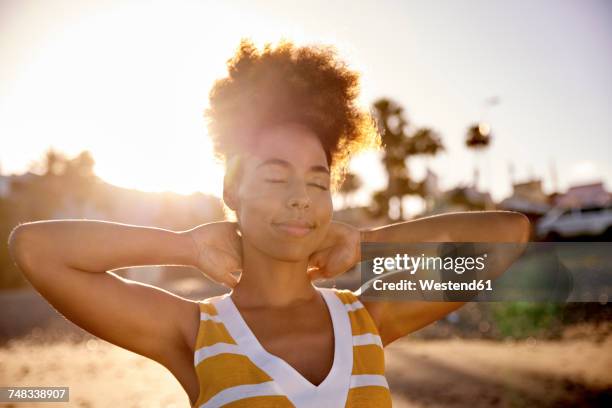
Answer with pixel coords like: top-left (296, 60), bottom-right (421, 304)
top-left (185, 221), bottom-right (243, 288)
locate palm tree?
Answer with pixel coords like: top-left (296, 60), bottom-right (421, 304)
top-left (408, 128), bottom-right (444, 156)
top-left (42, 148), bottom-right (68, 176)
top-left (465, 122), bottom-right (492, 190)
top-left (466, 97), bottom-right (498, 191)
top-left (369, 98), bottom-right (445, 220)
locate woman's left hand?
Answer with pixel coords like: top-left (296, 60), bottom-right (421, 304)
top-left (307, 221), bottom-right (362, 281)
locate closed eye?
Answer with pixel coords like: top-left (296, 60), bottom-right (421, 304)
top-left (264, 179), bottom-right (328, 191)
top-left (310, 183), bottom-right (328, 191)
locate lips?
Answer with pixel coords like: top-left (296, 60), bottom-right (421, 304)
top-left (272, 220), bottom-right (315, 237)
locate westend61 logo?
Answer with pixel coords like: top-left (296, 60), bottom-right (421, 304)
top-left (367, 250), bottom-right (493, 295)
top-left (372, 253), bottom-right (488, 275)
top-left (362, 242), bottom-right (610, 302)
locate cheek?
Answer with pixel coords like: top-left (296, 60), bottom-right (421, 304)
top-left (237, 198), bottom-right (274, 239)
top-left (315, 193), bottom-right (333, 227)
top-left (312, 208), bottom-right (332, 246)
top-left (237, 190), bottom-right (288, 248)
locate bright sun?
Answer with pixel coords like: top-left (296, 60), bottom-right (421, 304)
top-left (2, 1), bottom-right (310, 197)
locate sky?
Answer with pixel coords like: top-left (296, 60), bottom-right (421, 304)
top-left (1, 0), bottom-right (611, 216)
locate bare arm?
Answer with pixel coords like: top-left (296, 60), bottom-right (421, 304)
top-left (7, 219), bottom-right (198, 366)
top-left (364, 210), bottom-right (530, 243)
top-left (358, 210), bottom-right (530, 346)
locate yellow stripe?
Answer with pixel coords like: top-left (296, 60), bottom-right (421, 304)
top-left (345, 386), bottom-right (392, 407)
top-left (195, 303), bottom-right (236, 348)
top-left (196, 320), bottom-right (236, 348)
top-left (196, 354), bottom-right (273, 405)
top-left (352, 344), bottom-right (385, 375)
top-left (334, 289), bottom-right (357, 304)
top-left (348, 308), bottom-right (379, 336)
top-left (221, 395), bottom-right (295, 407)
top-left (199, 301), bottom-right (219, 316)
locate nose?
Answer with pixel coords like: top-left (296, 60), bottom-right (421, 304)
top-left (286, 181), bottom-right (311, 210)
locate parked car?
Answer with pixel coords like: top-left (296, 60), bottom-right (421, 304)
top-left (536, 204), bottom-right (612, 240)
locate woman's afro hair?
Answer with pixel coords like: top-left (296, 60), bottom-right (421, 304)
top-left (204, 37), bottom-right (382, 193)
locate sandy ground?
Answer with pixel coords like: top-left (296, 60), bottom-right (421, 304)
top-left (1, 334), bottom-right (610, 408)
top-left (385, 336), bottom-right (611, 407)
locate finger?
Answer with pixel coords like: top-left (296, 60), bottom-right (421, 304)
top-left (308, 268), bottom-right (326, 281)
top-left (309, 251), bottom-right (329, 270)
top-left (306, 267), bottom-right (319, 279)
top-left (308, 271), bottom-right (321, 281)
top-left (221, 272), bottom-right (239, 288)
top-left (229, 236), bottom-right (243, 257)
top-left (307, 254), bottom-right (320, 269)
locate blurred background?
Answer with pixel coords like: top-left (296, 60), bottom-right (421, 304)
top-left (1, 0), bottom-right (611, 407)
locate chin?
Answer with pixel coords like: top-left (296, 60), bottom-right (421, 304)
top-left (266, 244), bottom-right (312, 263)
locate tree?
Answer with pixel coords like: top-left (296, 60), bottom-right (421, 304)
top-left (465, 122), bottom-right (492, 190)
top-left (65, 150), bottom-right (96, 179)
top-left (466, 97), bottom-right (498, 190)
top-left (26, 148), bottom-right (67, 176)
top-left (368, 98), bottom-right (444, 220)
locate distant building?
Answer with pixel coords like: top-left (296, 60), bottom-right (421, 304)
top-left (498, 179), bottom-right (552, 240)
top-left (498, 179), bottom-right (551, 214)
top-left (553, 181), bottom-right (611, 208)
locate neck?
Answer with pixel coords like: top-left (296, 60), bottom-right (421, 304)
top-left (230, 238), bottom-right (318, 309)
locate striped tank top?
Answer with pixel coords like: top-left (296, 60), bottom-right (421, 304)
top-left (192, 287), bottom-right (392, 407)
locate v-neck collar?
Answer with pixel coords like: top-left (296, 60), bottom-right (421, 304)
top-left (212, 287), bottom-right (352, 408)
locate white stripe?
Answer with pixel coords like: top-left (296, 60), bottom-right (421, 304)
top-left (344, 300), bottom-right (364, 312)
top-left (199, 381), bottom-right (284, 408)
top-left (353, 333), bottom-right (383, 348)
top-left (350, 374), bottom-right (389, 389)
top-left (200, 312), bottom-right (222, 323)
top-left (194, 342), bottom-right (243, 366)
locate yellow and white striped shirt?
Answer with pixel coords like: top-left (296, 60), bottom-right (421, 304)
top-left (193, 287), bottom-right (392, 407)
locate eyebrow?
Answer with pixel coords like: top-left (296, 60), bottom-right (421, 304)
top-left (256, 158), bottom-right (330, 175)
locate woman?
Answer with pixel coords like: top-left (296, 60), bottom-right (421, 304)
top-left (8, 39), bottom-right (530, 407)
